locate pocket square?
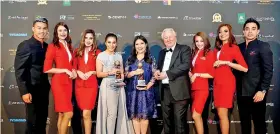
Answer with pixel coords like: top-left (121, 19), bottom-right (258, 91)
top-left (249, 51), bottom-right (256, 56)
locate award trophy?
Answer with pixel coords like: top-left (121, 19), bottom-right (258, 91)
top-left (114, 60), bottom-right (122, 83)
top-left (136, 62), bottom-right (146, 88)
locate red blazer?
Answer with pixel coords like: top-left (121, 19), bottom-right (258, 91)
top-left (73, 48), bottom-right (101, 88)
top-left (214, 43), bottom-right (248, 86)
top-left (191, 50), bottom-right (215, 90)
top-left (43, 43), bottom-right (73, 85)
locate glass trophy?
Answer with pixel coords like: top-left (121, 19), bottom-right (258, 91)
top-left (136, 62), bottom-right (146, 88)
top-left (114, 60), bottom-right (122, 83)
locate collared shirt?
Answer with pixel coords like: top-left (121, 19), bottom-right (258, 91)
top-left (59, 40), bottom-right (72, 62)
top-left (162, 44), bottom-right (176, 84)
top-left (84, 47), bottom-right (91, 64)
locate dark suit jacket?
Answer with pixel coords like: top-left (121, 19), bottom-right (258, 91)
top-left (237, 39), bottom-right (273, 96)
top-left (157, 43), bottom-right (192, 101)
top-left (14, 36), bottom-right (50, 96)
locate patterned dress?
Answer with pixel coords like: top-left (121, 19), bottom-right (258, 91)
top-left (125, 57), bottom-right (158, 119)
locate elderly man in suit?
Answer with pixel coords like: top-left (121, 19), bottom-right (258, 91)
top-left (155, 28), bottom-right (192, 134)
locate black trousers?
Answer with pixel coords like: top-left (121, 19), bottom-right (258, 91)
top-left (25, 86), bottom-right (49, 134)
top-left (237, 96), bottom-right (267, 134)
top-left (161, 84), bottom-right (189, 134)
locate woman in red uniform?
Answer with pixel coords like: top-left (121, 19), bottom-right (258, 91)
top-left (213, 24), bottom-right (248, 134)
top-left (73, 29), bottom-right (101, 134)
top-left (44, 22), bottom-right (76, 134)
top-left (189, 32), bottom-right (215, 134)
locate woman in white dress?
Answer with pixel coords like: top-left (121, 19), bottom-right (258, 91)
top-left (95, 33), bottom-right (134, 134)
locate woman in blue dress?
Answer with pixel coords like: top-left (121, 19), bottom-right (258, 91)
top-left (125, 35), bottom-right (158, 134)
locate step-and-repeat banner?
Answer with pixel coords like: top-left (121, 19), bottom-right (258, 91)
top-left (1, 1), bottom-right (280, 134)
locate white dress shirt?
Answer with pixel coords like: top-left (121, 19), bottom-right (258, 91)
top-left (59, 40), bottom-right (72, 62)
top-left (162, 44), bottom-right (176, 84)
top-left (84, 47), bottom-right (91, 64)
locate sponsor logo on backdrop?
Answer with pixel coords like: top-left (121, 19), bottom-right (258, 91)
top-left (0, 33), bottom-right (3, 37)
top-left (8, 101), bottom-right (24, 105)
top-left (35, 15), bottom-right (45, 19)
top-left (8, 0), bottom-right (27, 3)
top-left (134, 32), bottom-right (150, 37)
top-left (37, 0), bottom-right (47, 5)
top-left (63, 0), bottom-right (71, 6)
top-left (163, 0), bottom-right (171, 5)
top-left (108, 16), bottom-right (127, 20)
top-left (183, 16), bottom-right (202, 20)
top-left (10, 67), bottom-right (15, 72)
top-left (82, 14), bottom-right (102, 21)
top-left (0, 119), bottom-right (3, 123)
top-left (108, 0), bottom-right (127, 1)
top-left (208, 119), bottom-right (219, 124)
top-left (83, 0), bottom-right (101, 2)
top-left (254, 16), bottom-right (275, 22)
top-left (181, 0), bottom-right (201, 3)
top-left (9, 84), bottom-right (18, 89)
top-left (135, 0), bottom-right (150, 3)
top-left (96, 33), bottom-right (102, 38)
top-left (9, 118), bottom-right (26, 123)
top-left (157, 32), bottom-right (162, 38)
top-left (157, 16), bottom-right (178, 20)
top-left (9, 33), bottom-right (28, 37)
top-left (212, 13), bottom-right (222, 22)
top-left (0, 67), bottom-right (4, 71)
top-left (209, 0), bottom-right (222, 4)
top-left (134, 14), bottom-right (152, 20)
top-left (81, 32), bottom-right (101, 38)
top-left (234, 0), bottom-right (248, 4)
top-left (8, 16), bottom-right (28, 20)
top-left (9, 49), bottom-right (17, 56)
top-left (60, 15), bottom-right (74, 20)
top-left (257, 0), bottom-right (274, 5)
top-left (258, 34), bottom-right (274, 39)
top-left (238, 13), bottom-right (246, 24)
top-left (109, 32), bottom-right (122, 38)
top-left (183, 33), bottom-right (195, 37)
top-left (266, 103), bottom-right (274, 107)
top-left (208, 32), bottom-right (217, 38)
top-left (234, 34), bottom-right (243, 38)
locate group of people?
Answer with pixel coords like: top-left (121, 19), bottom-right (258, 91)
top-left (14, 17), bottom-right (273, 134)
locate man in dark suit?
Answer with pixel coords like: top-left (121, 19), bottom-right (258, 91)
top-left (14, 17), bottom-right (50, 134)
top-left (236, 18), bottom-right (273, 134)
top-left (155, 28), bottom-right (191, 134)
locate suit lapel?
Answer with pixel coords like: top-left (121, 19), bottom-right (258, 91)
top-left (169, 44), bottom-right (179, 68)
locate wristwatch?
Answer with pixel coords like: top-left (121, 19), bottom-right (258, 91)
top-left (261, 90), bottom-right (267, 94)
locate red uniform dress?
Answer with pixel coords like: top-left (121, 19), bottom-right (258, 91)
top-left (213, 43), bottom-right (247, 108)
top-left (191, 50), bottom-right (215, 114)
top-left (73, 48), bottom-right (101, 110)
top-left (44, 43), bottom-right (73, 112)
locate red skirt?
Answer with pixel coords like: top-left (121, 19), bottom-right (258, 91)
top-left (191, 90), bottom-right (209, 114)
top-left (75, 87), bottom-right (98, 110)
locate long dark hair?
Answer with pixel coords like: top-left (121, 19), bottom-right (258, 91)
top-left (215, 24), bottom-right (237, 50)
top-left (192, 32), bottom-right (211, 57)
top-left (76, 29), bottom-right (97, 57)
top-left (52, 22), bottom-right (72, 51)
top-left (128, 35), bottom-right (152, 65)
